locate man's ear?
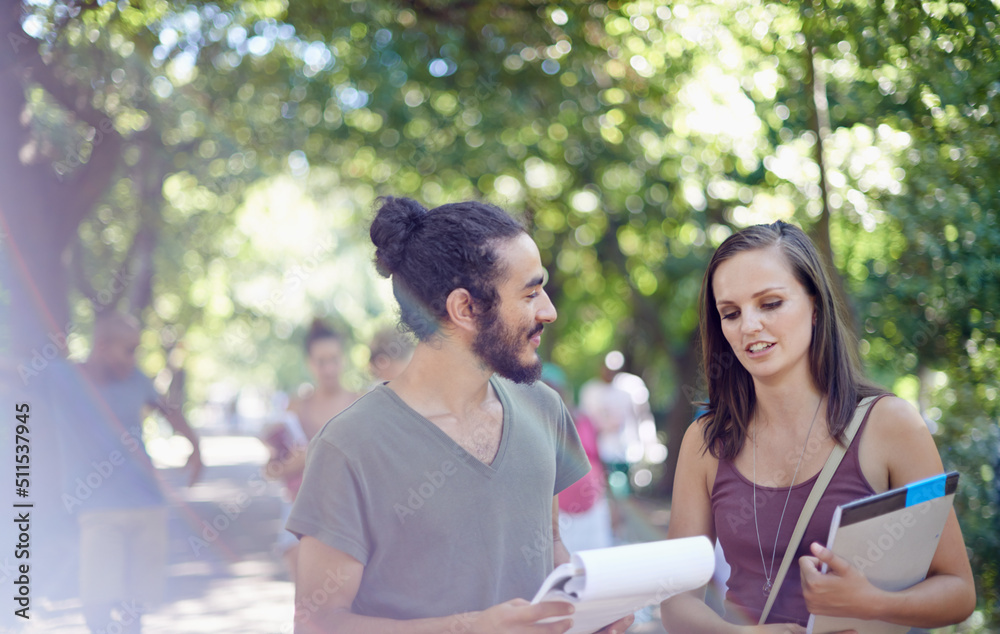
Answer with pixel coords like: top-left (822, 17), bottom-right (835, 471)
top-left (445, 288), bottom-right (478, 335)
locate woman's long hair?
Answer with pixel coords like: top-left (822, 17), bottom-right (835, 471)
top-left (698, 221), bottom-right (885, 460)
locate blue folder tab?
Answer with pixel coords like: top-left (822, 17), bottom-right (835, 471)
top-left (905, 473), bottom-right (947, 507)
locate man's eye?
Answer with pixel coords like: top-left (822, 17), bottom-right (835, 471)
top-left (528, 291), bottom-right (540, 299)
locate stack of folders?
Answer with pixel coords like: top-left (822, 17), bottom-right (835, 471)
top-left (807, 471), bottom-right (960, 634)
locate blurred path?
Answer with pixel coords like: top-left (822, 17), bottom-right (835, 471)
top-left (25, 434), bottom-right (295, 633)
top-left (615, 497), bottom-right (671, 634)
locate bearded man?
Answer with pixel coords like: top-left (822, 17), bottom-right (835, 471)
top-left (287, 197), bottom-right (633, 634)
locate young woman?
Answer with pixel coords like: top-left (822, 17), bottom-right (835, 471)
top-left (660, 221), bottom-right (975, 633)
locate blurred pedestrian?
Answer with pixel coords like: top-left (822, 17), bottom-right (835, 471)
top-left (541, 363), bottom-right (613, 553)
top-left (261, 317), bottom-right (360, 582)
top-left (367, 325), bottom-right (414, 384)
top-left (580, 353), bottom-right (641, 497)
top-left (47, 310), bottom-right (202, 634)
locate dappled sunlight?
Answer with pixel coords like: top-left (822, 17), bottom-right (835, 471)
top-left (3, 0), bottom-right (998, 627)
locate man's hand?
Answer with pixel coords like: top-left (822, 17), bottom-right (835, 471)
top-left (473, 598), bottom-right (575, 633)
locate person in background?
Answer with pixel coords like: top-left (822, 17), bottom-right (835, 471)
top-left (661, 221), bottom-right (975, 632)
top-left (541, 363), bottom-right (614, 553)
top-left (47, 310), bottom-right (202, 634)
top-left (580, 354), bottom-right (640, 498)
top-left (368, 325), bottom-right (414, 384)
top-left (261, 317), bottom-right (360, 582)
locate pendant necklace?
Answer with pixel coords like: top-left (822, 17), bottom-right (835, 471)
top-left (752, 398), bottom-right (822, 596)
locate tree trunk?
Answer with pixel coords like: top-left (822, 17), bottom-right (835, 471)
top-left (0, 15), bottom-right (69, 361)
top-left (0, 10), bottom-right (122, 371)
top-left (803, 15), bottom-right (856, 331)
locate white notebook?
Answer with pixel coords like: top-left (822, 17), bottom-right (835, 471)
top-left (807, 471), bottom-right (958, 634)
top-left (532, 536), bottom-right (715, 634)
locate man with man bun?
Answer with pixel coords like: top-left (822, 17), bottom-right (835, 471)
top-left (287, 197), bottom-right (633, 633)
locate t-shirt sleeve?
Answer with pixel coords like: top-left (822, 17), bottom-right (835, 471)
top-left (553, 401), bottom-right (590, 495)
top-left (285, 437), bottom-right (372, 565)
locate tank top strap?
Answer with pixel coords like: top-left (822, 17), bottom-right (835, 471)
top-left (844, 394), bottom-right (890, 456)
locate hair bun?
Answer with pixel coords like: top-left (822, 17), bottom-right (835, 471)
top-left (370, 196), bottom-right (428, 277)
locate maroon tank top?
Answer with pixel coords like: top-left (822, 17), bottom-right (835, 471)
top-left (711, 397), bottom-right (884, 626)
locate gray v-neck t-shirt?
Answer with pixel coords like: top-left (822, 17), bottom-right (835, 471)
top-left (286, 375), bottom-right (589, 620)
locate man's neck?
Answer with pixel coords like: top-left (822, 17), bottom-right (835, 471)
top-left (388, 337), bottom-right (495, 420)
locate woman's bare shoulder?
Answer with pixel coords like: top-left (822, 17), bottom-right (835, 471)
top-left (867, 395), bottom-right (930, 438)
top-left (864, 395), bottom-right (944, 489)
top-left (679, 415), bottom-right (722, 482)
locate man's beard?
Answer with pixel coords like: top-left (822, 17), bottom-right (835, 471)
top-left (472, 310), bottom-right (543, 385)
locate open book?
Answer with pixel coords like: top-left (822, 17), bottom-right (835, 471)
top-left (531, 536), bottom-right (715, 634)
top-left (807, 472), bottom-right (959, 634)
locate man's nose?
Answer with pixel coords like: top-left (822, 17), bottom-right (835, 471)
top-left (538, 291), bottom-right (557, 323)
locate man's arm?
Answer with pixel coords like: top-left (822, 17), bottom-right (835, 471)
top-left (153, 399), bottom-right (203, 486)
top-left (552, 496), bottom-right (571, 568)
top-left (294, 536), bottom-right (575, 634)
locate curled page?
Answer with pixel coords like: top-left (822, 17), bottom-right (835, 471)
top-left (532, 536), bottom-right (715, 634)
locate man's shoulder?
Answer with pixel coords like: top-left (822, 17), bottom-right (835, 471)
top-left (311, 388), bottom-right (397, 450)
top-left (492, 375), bottom-right (563, 414)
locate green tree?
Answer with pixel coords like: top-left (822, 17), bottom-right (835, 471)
top-left (2, 0), bottom-right (998, 624)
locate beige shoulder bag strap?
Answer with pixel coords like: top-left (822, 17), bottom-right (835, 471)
top-left (757, 394), bottom-right (884, 625)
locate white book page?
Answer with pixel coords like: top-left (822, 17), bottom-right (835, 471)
top-left (532, 536), bottom-right (715, 634)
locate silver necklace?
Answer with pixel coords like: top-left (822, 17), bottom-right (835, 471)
top-left (752, 398), bottom-right (822, 596)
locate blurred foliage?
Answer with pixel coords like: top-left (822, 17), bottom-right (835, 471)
top-left (4, 0), bottom-right (999, 625)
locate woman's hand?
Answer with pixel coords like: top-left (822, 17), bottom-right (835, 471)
top-left (799, 542), bottom-right (881, 621)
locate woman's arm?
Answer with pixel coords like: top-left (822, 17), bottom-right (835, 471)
top-left (660, 420), bottom-right (806, 634)
top-left (799, 396), bottom-right (976, 627)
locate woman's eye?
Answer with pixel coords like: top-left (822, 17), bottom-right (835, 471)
top-left (721, 311), bottom-right (738, 320)
top-left (762, 301), bottom-right (782, 310)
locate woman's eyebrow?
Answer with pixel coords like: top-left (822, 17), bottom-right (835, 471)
top-left (715, 286), bottom-right (786, 306)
